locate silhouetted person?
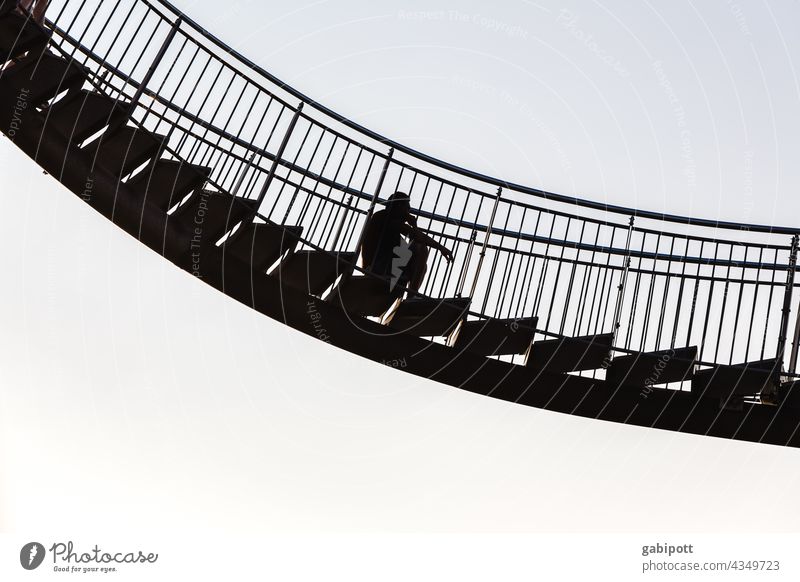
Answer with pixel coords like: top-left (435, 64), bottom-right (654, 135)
top-left (17, 0), bottom-right (47, 24)
top-left (359, 192), bottom-right (452, 294)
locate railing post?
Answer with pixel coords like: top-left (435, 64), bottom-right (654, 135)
top-left (128, 17), bottom-right (182, 118)
top-left (611, 216), bottom-right (635, 344)
top-left (781, 234), bottom-right (800, 374)
top-left (252, 102), bottom-right (303, 221)
top-left (455, 230), bottom-right (478, 298)
top-left (777, 234), bottom-right (799, 378)
top-left (345, 148), bottom-right (394, 278)
top-left (467, 186), bottom-right (503, 301)
top-left (330, 194), bottom-right (354, 251)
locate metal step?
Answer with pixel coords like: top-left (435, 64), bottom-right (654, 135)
top-left (0, 51), bottom-right (84, 107)
top-left (692, 358), bottom-right (780, 400)
top-left (777, 381), bottom-right (800, 410)
top-left (172, 189), bottom-right (257, 243)
top-left (607, 346), bottom-right (698, 388)
top-left (450, 316), bottom-right (538, 356)
top-left (0, 10), bottom-right (47, 63)
top-left (274, 250), bottom-right (355, 296)
top-left (84, 125), bottom-right (167, 179)
top-left (326, 275), bottom-right (396, 318)
top-left (223, 222), bottom-right (302, 272)
top-left (44, 89), bottom-right (127, 144)
top-left (526, 332), bottom-right (614, 373)
top-left (127, 159), bottom-right (211, 212)
top-left (384, 296), bottom-right (471, 337)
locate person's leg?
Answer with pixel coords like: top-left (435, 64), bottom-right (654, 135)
top-left (406, 243), bottom-right (429, 293)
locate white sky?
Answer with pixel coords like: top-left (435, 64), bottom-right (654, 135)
top-left (172, 0), bottom-right (800, 229)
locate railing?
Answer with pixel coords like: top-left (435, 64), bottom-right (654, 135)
top-left (39, 0), bottom-right (800, 381)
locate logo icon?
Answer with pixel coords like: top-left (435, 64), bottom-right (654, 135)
top-left (391, 239), bottom-right (412, 291)
top-left (20, 542), bottom-right (46, 570)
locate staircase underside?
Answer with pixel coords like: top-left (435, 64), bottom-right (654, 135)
top-left (2, 32), bottom-right (798, 448)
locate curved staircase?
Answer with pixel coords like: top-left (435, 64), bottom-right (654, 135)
top-left (2, 0), bottom-right (800, 447)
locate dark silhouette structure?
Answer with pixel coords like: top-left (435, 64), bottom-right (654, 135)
top-left (358, 191), bottom-right (452, 293)
top-left (2, 0), bottom-right (800, 448)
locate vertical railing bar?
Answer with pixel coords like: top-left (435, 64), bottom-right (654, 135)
top-left (516, 211), bottom-right (542, 320)
top-left (699, 242), bottom-right (721, 362)
top-left (728, 251), bottom-right (749, 364)
top-left (341, 153), bottom-right (379, 251)
top-left (533, 219), bottom-right (557, 318)
top-left (325, 148), bottom-right (364, 250)
top-left (669, 237), bottom-right (690, 349)
top-left (346, 147), bottom-right (394, 281)
top-left (295, 146), bottom-right (339, 236)
top-left (712, 244), bottom-right (735, 364)
top-left (246, 101), bottom-right (303, 219)
top-left (611, 216), bottom-right (635, 345)
top-left (480, 200), bottom-right (512, 315)
top-left (503, 207), bottom-right (528, 319)
top-left (437, 188), bottom-right (478, 297)
top-left (684, 239), bottom-right (703, 349)
top-left (455, 230), bottom-right (477, 298)
top-left (744, 247), bottom-right (765, 361)
top-left (788, 283), bottom-right (800, 375)
top-left (557, 221), bottom-right (585, 333)
top-left (289, 125), bottom-right (331, 224)
top-left (467, 187), bottom-right (503, 303)
top-left (544, 217), bottom-right (571, 333)
top-left (575, 223), bottom-right (601, 336)
top-left (637, 233), bottom-right (660, 351)
top-left (776, 234), bottom-right (799, 371)
top-left (303, 136), bottom-right (343, 243)
top-left (653, 239), bottom-right (676, 351)
top-left (266, 118), bottom-right (313, 220)
top-left (760, 248), bottom-right (779, 360)
top-left (330, 195), bottom-right (354, 251)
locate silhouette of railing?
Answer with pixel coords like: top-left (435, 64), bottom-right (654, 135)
top-left (39, 0), bottom-right (800, 382)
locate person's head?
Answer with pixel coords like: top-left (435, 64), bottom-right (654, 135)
top-left (385, 191), bottom-right (411, 221)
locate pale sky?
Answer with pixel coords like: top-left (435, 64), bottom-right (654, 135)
top-left (172, 0), bottom-right (800, 229)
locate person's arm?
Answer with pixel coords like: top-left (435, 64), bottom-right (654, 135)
top-left (33, 0), bottom-right (48, 24)
top-left (400, 222), bottom-right (454, 262)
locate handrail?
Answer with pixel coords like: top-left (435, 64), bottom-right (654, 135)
top-left (147, 0), bottom-right (799, 235)
top-left (50, 24), bottom-right (793, 258)
top-left (37, 0), bottom-right (800, 378)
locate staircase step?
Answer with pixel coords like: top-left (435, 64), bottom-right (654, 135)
top-left (777, 381), bottom-right (800, 410)
top-left (274, 250), bottom-right (355, 296)
top-left (327, 275), bottom-right (396, 318)
top-left (450, 316), bottom-right (538, 356)
top-left (607, 346), bottom-right (697, 388)
top-left (384, 296), bottom-right (471, 337)
top-left (44, 89), bottom-right (127, 144)
top-left (526, 332), bottom-right (614, 373)
top-left (127, 159), bottom-right (211, 212)
top-left (172, 189), bottom-right (257, 243)
top-left (693, 358), bottom-right (780, 399)
top-left (223, 222), bottom-right (302, 272)
top-left (0, 11), bottom-right (47, 63)
top-left (85, 125), bottom-right (167, 178)
top-left (1, 51), bottom-right (84, 107)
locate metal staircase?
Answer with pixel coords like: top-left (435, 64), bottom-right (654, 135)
top-left (2, 0), bottom-right (800, 447)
